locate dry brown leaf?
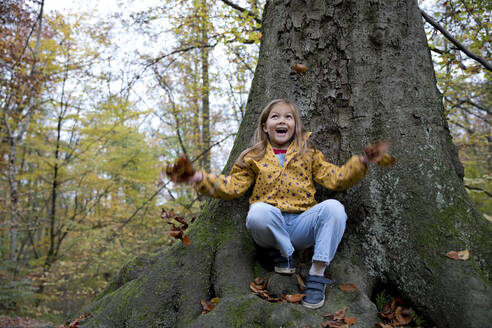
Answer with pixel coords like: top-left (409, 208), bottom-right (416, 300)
top-left (334, 307), bottom-right (347, 320)
top-left (344, 317), bottom-right (356, 325)
top-left (375, 324), bottom-right (394, 328)
top-left (339, 284), bottom-right (358, 292)
top-left (165, 230), bottom-right (182, 238)
top-left (182, 235), bottom-right (190, 246)
top-left (395, 312), bottom-right (412, 326)
top-left (200, 299), bottom-right (216, 314)
top-left (160, 209), bottom-right (176, 219)
top-left (165, 154), bottom-right (195, 183)
top-left (446, 249), bottom-right (470, 260)
top-left (378, 153), bottom-right (396, 167)
top-left (321, 321), bottom-right (346, 328)
top-left (254, 277), bottom-right (264, 286)
top-left (295, 273), bottom-right (306, 292)
top-left (291, 63), bottom-right (308, 73)
top-left (284, 294), bottom-right (306, 303)
top-left (390, 297), bottom-right (403, 311)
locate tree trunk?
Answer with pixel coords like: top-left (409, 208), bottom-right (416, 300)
top-left (82, 1), bottom-right (491, 327)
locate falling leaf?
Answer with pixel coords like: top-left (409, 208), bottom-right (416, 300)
top-left (174, 216), bottom-right (188, 228)
top-left (378, 153), bottom-right (396, 167)
top-left (291, 63), bottom-right (308, 73)
top-left (339, 284), bottom-right (357, 292)
top-left (160, 208), bottom-right (176, 220)
top-left (445, 249), bottom-right (470, 260)
top-left (165, 230), bottom-right (183, 238)
top-left (161, 208), bottom-right (193, 245)
top-left (284, 294), bottom-right (305, 303)
top-left (344, 317), bottom-right (356, 325)
top-left (165, 154), bottom-right (195, 183)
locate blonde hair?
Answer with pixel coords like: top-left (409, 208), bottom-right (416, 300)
top-left (235, 99), bottom-right (311, 167)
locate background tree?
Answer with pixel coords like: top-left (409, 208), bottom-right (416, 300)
top-left (81, 1), bottom-right (491, 327)
top-left (420, 0), bottom-right (491, 216)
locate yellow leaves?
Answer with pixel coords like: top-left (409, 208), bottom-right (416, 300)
top-left (445, 249), bottom-right (470, 260)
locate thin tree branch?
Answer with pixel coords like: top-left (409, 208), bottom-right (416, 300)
top-left (465, 185), bottom-right (492, 198)
top-left (420, 8), bottom-right (492, 72)
top-left (220, 0), bottom-right (262, 24)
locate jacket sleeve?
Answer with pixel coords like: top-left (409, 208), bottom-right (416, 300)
top-left (312, 150), bottom-right (367, 191)
top-left (195, 163), bottom-right (256, 200)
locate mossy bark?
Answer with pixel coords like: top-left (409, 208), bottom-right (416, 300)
top-left (82, 0), bottom-right (491, 327)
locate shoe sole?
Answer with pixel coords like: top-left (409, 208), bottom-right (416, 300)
top-left (274, 267), bottom-right (296, 274)
top-left (302, 298), bottom-right (325, 309)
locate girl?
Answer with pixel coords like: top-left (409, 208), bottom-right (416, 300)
top-left (183, 99), bottom-right (388, 309)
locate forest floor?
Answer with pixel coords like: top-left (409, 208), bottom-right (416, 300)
top-left (0, 316), bottom-right (60, 328)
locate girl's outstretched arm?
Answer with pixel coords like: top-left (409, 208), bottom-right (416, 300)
top-left (195, 164), bottom-right (256, 200)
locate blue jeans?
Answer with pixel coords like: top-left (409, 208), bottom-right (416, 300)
top-left (245, 200), bottom-right (347, 264)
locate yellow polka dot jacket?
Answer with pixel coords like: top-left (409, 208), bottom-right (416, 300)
top-left (196, 133), bottom-right (367, 213)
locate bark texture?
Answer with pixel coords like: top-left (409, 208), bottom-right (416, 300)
top-left (82, 0), bottom-right (491, 327)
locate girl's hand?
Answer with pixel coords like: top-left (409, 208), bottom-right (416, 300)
top-left (362, 140), bottom-right (391, 164)
top-left (188, 171), bottom-right (203, 184)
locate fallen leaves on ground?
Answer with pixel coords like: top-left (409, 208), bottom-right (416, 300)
top-left (338, 284), bottom-right (357, 292)
top-left (445, 249), bottom-right (470, 260)
top-left (201, 297), bottom-right (220, 314)
top-left (377, 297), bottom-right (415, 327)
top-left (292, 63), bottom-right (308, 73)
top-left (66, 313), bottom-right (91, 328)
top-left (322, 307), bottom-right (356, 327)
top-left (249, 277), bottom-right (305, 304)
top-left (161, 208), bottom-right (195, 245)
top-left (0, 316), bottom-right (57, 328)
top-left (164, 154), bottom-right (195, 183)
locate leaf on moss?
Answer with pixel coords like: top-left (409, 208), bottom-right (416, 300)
top-left (339, 284), bottom-right (357, 292)
top-left (291, 63), bottom-right (308, 73)
top-left (344, 317), bottom-right (356, 325)
top-left (201, 299), bottom-right (217, 314)
top-left (445, 249), bottom-right (469, 260)
top-left (283, 293), bottom-right (305, 303)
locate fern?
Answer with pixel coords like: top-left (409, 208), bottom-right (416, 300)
top-left (375, 289), bottom-right (391, 312)
top-left (410, 308), bottom-right (426, 327)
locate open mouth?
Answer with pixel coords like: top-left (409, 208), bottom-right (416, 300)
top-left (275, 127), bottom-right (288, 135)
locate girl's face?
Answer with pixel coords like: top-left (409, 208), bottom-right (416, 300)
top-left (262, 102), bottom-right (296, 149)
